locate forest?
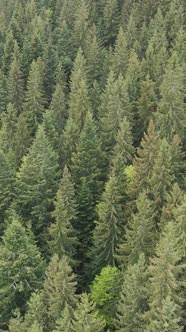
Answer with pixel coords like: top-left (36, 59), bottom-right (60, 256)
top-left (0, 0), bottom-right (185, 331)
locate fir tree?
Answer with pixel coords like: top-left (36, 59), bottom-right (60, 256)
top-left (0, 69), bottom-right (7, 114)
top-left (73, 0), bottom-right (90, 51)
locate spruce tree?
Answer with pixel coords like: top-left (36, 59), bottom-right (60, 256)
top-left (16, 125), bottom-right (59, 247)
top-left (23, 58), bottom-right (46, 137)
top-left (100, 72), bottom-right (131, 158)
top-left (90, 173), bottom-right (123, 275)
top-left (53, 303), bottom-right (74, 332)
top-left (7, 42), bottom-right (24, 115)
top-left (73, 0), bottom-right (90, 51)
top-left (146, 222), bottom-right (184, 328)
top-left (49, 166), bottom-right (78, 265)
top-left (68, 48), bottom-right (91, 131)
top-left (71, 111), bottom-right (103, 272)
top-left (144, 296), bottom-right (183, 332)
top-left (101, 0), bottom-right (120, 46)
top-left (115, 254), bottom-right (149, 332)
top-left (111, 27), bottom-right (129, 78)
top-left (130, 120), bottom-right (160, 197)
top-left (0, 69), bottom-right (7, 114)
top-left (156, 62), bottom-right (185, 142)
top-left (42, 255), bottom-right (78, 330)
top-left (149, 138), bottom-right (176, 209)
top-left (118, 191), bottom-right (156, 267)
top-left (71, 293), bottom-right (105, 332)
top-left (0, 211), bottom-right (45, 328)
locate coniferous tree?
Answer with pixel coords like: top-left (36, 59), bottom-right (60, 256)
top-left (73, 0), bottom-right (90, 51)
top-left (115, 254), bottom-right (149, 332)
top-left (156, 62), bottom-right (185, 142)
top-left (0, 211), bottom-right (45, 328)
top-left (0, 69), bottom-right (7, 114)
top-left (53, 303), bottom-right (74, 332)
top-left (68, 48), bottom-right (91, 131)
top-left (42, 255), bottom-right (78, 330)
top-left (71, 293), bottom-right (105, 332)
top-left (16, 125), bottom-right (59, 247)
top-left (111, 27), bottom-right (129, 78)
top-left (23, 58), bottom-right (46, 137)
top-left (7, 42), bottom-right (24, 115)
top-left (145, 222), bottom-right (184, 329)
top-left (130, 120), bottom-right (160, 197)
top-left (49, 166), bottom-right (78, 265)
top-left (118, 191), bottom-right (156, 267)
top-left (90, 173), bottom-right (123, 275)
top-left (100, 72), bottom-right (131, 158)
top-left (71, 111), bottom-right (103, 271)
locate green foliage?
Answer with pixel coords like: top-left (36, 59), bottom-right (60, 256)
top-left (71, 293), bottom-right (106, 332)
top-left (90, 266), bottom-right (120, 324)
top-left (16, 125), bottom-right (59, 247)
top-left (49, 166), bottom-right (78, 265)
top-left (0, 211), bottom-right (45, 328)
top-left (115, 254), bottom-right (149, 332)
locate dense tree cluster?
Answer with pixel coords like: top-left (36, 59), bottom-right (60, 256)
top-left (0, 0), bottom-right (185, 331)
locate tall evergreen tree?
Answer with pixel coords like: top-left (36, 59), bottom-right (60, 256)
top-left (23, 58), bottom-right (46, 137)
top-left (115, 254), bottom-right (149, 332)
top-left (111, 27), bottom-right (129, 78)
top-left (71, 293), bottom-right (105, 332)
top-left (68, 48), bottom-right (91, 131)
top-left (42, 254), bottom-right (78, 330)
top-left (49, 166), bottom-right (78, 265)
top-left (16, 125), bottom-right (59, 247)
top-left (7, 42), bottom-right (24, 115)
top-left (118, 191), bottom-right (156, 267)
top-left (130, 120), bottom-right (160, 197)
top-left (0, 211), bottom-right (45, 328)
top-left (90, 173), bottom-right (123, 276)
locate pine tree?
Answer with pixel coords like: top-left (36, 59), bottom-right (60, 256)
top-left (23, 58), bottom-right (46, 137)
top-left (16, 125), bottom-right (59, 247)
top-left (90, 173), bottom-right (123, 276)
top-left (71, 293), bottom-right (105, 332)
top-left (0, 211), bottom-right (45, 328)
top-left (42, 254), bottom-right (78, 330)
top-left (49, 166), bottom-right (78, 265)
top-left (118, 191), bottom-right (156, 267)
top-left (115, 254), bottom-right (149, 332)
